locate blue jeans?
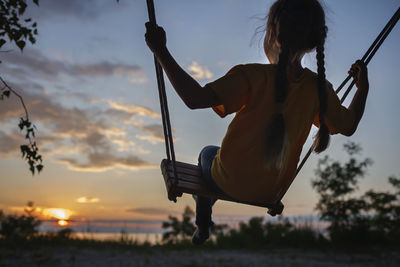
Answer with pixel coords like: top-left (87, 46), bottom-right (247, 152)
top-left (194, 145), bottom-right (232, 228)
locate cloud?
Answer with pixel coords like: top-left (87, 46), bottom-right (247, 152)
top-left (26, 0), bottom-right (123, 21)
top-left (0, 83), bottom-right (159, 172)
top-left (128, 76), bottom-right (149, 84)
top-left (135, 135), bottom-right (163, 145)
top-left (83, 132), bottom-right (112, 152)
top-left (107, 101), bottom-right (160, 118)
top-left (188, 61), bottom-right (213, 80)
top-left (76, 196), bottom-right (100, 204)
top-left (1, 49), bottom-right (145, 83)
top-left (109, 136), bottom-right (137, 152)
top-left (42, 208), bottom-right (73, 220)
top-left (70, 62), bottom-right (142, 78)
top-left (134, 123), bottom-right (165, 144)
top-left (60, 91), bottom-right (94, 102)
top-left (58, 152), bottom-right (156, 172)
top-left (0, 131), bottom-right (22, 155)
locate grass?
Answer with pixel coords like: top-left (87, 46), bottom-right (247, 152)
top-left (1, 237), bottom-right (399, 267)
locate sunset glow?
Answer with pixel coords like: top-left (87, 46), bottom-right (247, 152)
top-left (43, 208), bottom-right (73, 220)
top-left (76, 196), bottom-right (100, 204)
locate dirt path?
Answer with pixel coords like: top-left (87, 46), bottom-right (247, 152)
top-left (1, 247), bottom-right (399, 266)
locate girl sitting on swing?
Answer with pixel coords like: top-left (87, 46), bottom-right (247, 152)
top-left (145, 0), bottom-right (369, 245)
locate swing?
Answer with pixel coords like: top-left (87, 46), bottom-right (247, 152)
top-left (146, 0), bottom-right (400, 216)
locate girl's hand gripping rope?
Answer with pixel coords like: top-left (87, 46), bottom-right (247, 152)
top-left (348, 60), bottom-right (369, 91)
top-left (145, 22), bottom-right (167, 54)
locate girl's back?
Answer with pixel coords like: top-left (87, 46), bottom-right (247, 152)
top-left (208, 64), bottom-right (323, 203)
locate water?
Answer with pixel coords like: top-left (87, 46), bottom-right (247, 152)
top-left (39, 219), bottom-right (166, 244)
top-left (73, 232), bottom-right (162, 244)
top-left (37, 215), bottom-right (327, 245)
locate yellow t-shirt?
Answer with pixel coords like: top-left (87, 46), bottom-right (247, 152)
top-left (206, 64), bottom-right (356, 203)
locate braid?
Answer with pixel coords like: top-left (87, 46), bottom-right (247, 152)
top-left (264, 0), bottom-right (329, 161)
top-left (264, 45), bottom-right (289, 164)
top-left (313, 29), bottom-right (330, 153)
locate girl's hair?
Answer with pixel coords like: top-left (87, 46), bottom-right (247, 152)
top-left (264, 0), bottom-right (329, 164)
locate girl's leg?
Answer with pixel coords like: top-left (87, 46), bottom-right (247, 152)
top-left (193, 195), bottom-right (216, 228)
top-left (192, 195), bottom-right (216, 244)
top-left (192, 145), bottom-right (219, 245)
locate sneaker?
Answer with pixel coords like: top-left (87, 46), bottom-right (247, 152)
top-left (191, 226), bottom-right (210, 245)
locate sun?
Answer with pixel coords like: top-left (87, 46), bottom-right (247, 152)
top-left (42, 208), bottom-right (73, 226)
top-left (57, 220), bottom-right (69, 226)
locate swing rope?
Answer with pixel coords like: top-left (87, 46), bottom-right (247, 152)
top-left (338, 7), bottom-right (400, 102)
top-left (146, 0), bottom-right (399, 206)
top-left (146, 0), bottom-right (179, 193)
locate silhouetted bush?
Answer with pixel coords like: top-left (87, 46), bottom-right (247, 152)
top-left (161, 206), bottom-right (196, 244)
top-left (312, 142), bottom-right (400, 245)
top-left (0, 202), bottom-right (40, 241)
top-left (215, 217), bottom-right (322, 249)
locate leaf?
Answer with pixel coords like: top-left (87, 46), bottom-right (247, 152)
top-left (29, 36), bottom-right (36, 44)
top-left (3, 90), bottom-right (10, 98)
top-left (36, 164), bottom-right (43, 173)
top-left (0, 39), bottom-right (6, 48)
top-left (19, 1), bottom-right (28, 15)
top-left (26, 128), bottom-right (34, 139)
top-left (24, 120), bottom-right (31, 128)
top-left (29, 164), bottom-right (35, 175)
top-left (20, 145), bottom-right (29, 157)
top-left (16, 40), bottom-right (26, 51)
top-left (18, 118), bottom-right (25, 130)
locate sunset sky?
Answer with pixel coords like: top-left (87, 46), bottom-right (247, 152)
top-left (0, 0), bottom-right (399, 225)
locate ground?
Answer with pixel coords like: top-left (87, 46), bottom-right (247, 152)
top-left (1, 246), bottom-right (399, 267)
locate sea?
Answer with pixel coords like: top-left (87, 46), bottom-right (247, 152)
top-left (38, 215), bottom-right (327, 245)
top-left (39, 219), bottom-right (166, 244)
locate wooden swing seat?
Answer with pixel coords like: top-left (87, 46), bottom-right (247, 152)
top-left (160, 159), bottom-right (284, 216)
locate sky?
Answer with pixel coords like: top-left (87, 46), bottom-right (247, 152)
top-left (0, 0), bottom-right (399, 226)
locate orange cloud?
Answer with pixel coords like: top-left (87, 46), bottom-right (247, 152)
top-left (76, 196), bottom-right (100, 204)
top-left (188, 61), bottom-right (213, 80)
top-left (133, 122), bottom-right (174, 145)
top-left (107, 101), bottom-right (160, 118)
top-left (42, 208), bottom-right (73, 220)
top-left (58, 153), bottom-right (157, 172)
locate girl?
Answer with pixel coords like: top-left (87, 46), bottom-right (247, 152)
top-left (145, 0), bottom-right (369, 245)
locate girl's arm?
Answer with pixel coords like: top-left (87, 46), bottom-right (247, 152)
top-left (145, 23), bottom-right (220, 109)
top-left (321, 60), bottom-right (369, 136)
top-left (346, 60), bottom-right (369, 135)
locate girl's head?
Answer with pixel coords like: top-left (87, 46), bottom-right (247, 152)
top-left (264, 0), bottom-right (330, 164)
top-left (264, 0), bottom-right (327, 62)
